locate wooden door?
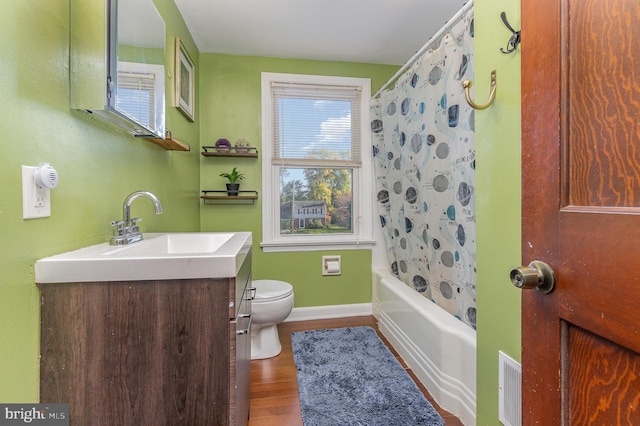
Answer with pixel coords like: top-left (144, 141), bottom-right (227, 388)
top-left (521, 0), bottom-right (640, 423)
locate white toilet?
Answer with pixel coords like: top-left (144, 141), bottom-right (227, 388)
top-left (250, 279), bottom-right (294, 360)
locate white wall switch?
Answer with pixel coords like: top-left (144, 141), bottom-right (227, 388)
top-left (22, 165), bottom-right (51, 219)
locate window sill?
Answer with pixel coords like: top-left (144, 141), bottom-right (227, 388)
top-left (260, 239), bottom-right (376, 253)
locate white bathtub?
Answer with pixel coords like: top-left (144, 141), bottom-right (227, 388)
top-left (372, 268), bottom-right (476, 426)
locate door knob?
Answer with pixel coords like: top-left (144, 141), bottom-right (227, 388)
top-left (510, 260), bottom-right (555, 294)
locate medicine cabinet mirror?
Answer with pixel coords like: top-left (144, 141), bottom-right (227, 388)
top-left (70, 0), bottom-right (166, 138)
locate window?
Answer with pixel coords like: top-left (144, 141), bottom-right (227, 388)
top-left (261, 73), bottom-right (375, 252)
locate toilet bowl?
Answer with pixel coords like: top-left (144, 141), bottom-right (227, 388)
top-left (250, 280), bottom-right (294, 360)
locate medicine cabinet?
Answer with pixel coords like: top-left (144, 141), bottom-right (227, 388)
top-left (70, 0), bottom-right (166, 139)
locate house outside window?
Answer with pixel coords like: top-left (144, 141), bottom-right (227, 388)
top-left (261, 73), bottom-right (375, 252)
top-left (287, 200), bottom-right (327, 230)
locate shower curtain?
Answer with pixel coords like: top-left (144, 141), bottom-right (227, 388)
top-left (371, 6), bottom-right (476, 329)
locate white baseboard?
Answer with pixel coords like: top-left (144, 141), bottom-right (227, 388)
top-left (284, 303), bottom-right (373, 322)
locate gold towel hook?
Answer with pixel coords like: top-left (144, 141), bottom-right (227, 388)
top-left (462, 70), bottom-right (497, 110)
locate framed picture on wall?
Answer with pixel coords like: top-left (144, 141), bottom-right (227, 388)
top-left (175, 38), bottom-right (195, 122)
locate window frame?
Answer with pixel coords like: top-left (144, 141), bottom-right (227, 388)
top-left (260, 72), bottom-right (375, 253)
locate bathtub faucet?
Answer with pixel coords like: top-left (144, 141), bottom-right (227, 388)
top-left (110, 191), bottom-right (163, 245)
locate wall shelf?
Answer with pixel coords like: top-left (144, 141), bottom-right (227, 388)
top-left (201, 190), bottom-right (259, 204)
top-left (145, 136), bottom-right (190, 151)
top-left (201, 146), bottom-right (258, 157)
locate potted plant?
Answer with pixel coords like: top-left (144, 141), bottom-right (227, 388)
top-left (234, 139), bottom-right (251, 154)
top-left (219, 167), bottom-right (245, 196)
top-left (215, 138), bottom-right (231, 153)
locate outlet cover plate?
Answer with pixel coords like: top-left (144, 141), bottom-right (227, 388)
top-left (22, 165), bottom-right (51, 219)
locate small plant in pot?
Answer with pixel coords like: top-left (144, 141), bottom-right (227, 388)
top-left (234, 138), bottom-right (251, 154)
top-left (215, 138), bottom-right (232, 153)
top-left (219, 167), bottom-right (245, 196)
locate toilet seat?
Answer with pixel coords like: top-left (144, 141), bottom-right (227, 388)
top-left (253, 280), bottom-right (294, 302)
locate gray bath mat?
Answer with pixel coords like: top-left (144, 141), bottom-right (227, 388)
top-left (291, 326), bottom-right (445, 425)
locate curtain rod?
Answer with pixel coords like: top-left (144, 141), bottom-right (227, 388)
top-left (372, 0), bottom-right (474, 99)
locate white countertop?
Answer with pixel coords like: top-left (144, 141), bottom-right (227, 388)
top-left (35, 232), bottom-right (252, 283)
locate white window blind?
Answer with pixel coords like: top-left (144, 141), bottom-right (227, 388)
top-left (271, 82), bottom-right (362, 167)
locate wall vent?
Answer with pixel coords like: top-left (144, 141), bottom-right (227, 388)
top-left (499, 351), bottom-right (522, 426)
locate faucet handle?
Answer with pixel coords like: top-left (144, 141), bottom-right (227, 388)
top-left (130, 217), bottom-right (142, 234)
top-left (110, 220), bottom-right (125, 236)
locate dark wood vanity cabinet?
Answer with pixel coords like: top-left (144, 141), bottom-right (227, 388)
top-left (39, 251), bottom-right (252, 426)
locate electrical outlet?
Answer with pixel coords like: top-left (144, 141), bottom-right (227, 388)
top-left (35, 185), bottom-right (46, 207)
top-left (22, 166), bottom-right (51, 219)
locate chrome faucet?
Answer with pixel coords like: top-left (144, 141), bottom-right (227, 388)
top-left (110, 191), bottom-right (163, 245)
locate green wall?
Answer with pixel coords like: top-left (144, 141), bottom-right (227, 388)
top-left (118, 46), bottom-right (165, 65)
top-left (0, 0), bottom-right (201, 401)
top-left (198, 54), bottom-right (398, 307)
top-left (475, 0), bottom-right (522, 423)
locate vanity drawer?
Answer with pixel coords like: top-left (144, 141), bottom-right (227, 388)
top-left (233, 294), bottom-right (252, 335)
top-left (231, 272), bottom-right (252, 426)
top-left (231, 249), bottom-right (252, 319)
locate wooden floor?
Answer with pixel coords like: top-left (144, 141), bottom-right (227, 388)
top-left (248, 315), bottom-right (464, 426)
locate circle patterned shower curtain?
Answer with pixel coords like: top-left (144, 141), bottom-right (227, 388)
top-left (370, 6), bottom-right (476, 329)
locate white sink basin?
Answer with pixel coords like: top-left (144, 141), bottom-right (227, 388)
top-left (101, 232), bottom-right (236, 255)
top-left (35, 232), bottom-right (252, 283)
